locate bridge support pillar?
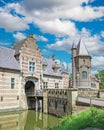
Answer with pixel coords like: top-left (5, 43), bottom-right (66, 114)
top-left (67, 89), bottom-right (78, 114)
top-left (35, 98), bottom-right (38, 111)
top-left (43, 89), bottom-right (48, 113)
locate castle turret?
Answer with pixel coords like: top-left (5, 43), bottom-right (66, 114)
top-left (71, 39), bottom-right (92, 88)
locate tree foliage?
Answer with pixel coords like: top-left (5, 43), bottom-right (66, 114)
top-left (95, 70), bottom-right (104, 89)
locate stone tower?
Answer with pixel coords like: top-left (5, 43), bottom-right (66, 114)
top-left (71, 39), bottom-right (91, 88)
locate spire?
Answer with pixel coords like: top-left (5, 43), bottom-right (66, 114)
top-left (77, 38), bottom-right (89, 56)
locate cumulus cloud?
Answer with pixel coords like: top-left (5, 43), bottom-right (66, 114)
top-left (0, 0), bottom-right (104, 35)
top-left (34, 34), bottom-right (48, 42)
top-left (13, 32), bottom-right (26, 41)
top-left (34, 19), bottom-right (77, 37)
top-left (47, 37), bottom-right (73, 53)
top-left (47, 28), bottom-right (104, 55)
top-left (20, 0), bottom-right (104, 22)
top-left (101, 31), bottom-right (104, 38)
top-left (92, 56), bottom-right (104, 72)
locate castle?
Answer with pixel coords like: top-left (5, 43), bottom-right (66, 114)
top-left (0, 35), bottom-right (99, 111)
top-left (0, 35), bottom-right (69, 110)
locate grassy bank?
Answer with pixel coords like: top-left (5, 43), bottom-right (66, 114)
top-left (50, 107), bottom-right (104, 130)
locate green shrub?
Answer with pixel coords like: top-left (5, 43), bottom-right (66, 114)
top-left (50, 107), bottom-right (104, 130)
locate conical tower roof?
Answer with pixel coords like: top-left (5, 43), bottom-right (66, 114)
top-left (77, 39), bottom-right (89, 56)
top-left (72, 42), bottom-right (76, 49)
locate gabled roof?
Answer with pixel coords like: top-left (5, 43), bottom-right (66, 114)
top-left (77, 39), bottom-right (89, 56)
top-left (0, 46), bottom-right (20, 71)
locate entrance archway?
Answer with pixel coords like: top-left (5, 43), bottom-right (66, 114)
top-left (25, 81), bottom-right (35, 96)
top-left (25, 81), bottom-right (36, 109)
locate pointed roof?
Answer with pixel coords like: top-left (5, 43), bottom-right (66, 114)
top-left (72, 42), bottom-right (76, 49)
top-left (77, 39), bottom-right (89, 56)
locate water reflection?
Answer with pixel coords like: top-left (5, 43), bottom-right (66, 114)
top-left (0, 110), bottom-right (59, 130)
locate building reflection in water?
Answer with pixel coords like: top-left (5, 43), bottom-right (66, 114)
top-left (0, 110), bottom-right (59, 130)
top-left (0, 110), bottom-right (27, 130)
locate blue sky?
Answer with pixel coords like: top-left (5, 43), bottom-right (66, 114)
top-left (0, 0), bottom-right (104, 74)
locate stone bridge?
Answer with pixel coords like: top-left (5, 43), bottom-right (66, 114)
top-left (43, 88), bottom-right (78, 117)
top-left (42, 88), bottom-right (104, 116)
top-left (26, 88), bottom-right (104, 117)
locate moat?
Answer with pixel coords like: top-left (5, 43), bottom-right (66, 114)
top-left (0, 110), bottom-right (60, 130)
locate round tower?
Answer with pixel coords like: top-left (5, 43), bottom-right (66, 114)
top-left (76, 39), bottom-right (92, 88)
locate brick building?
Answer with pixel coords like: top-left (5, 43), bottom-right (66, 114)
top-left (0, 34), bottom-right (69, 110)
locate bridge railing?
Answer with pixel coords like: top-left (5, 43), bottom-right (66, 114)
top-left (78, 88), bottom-right (99, 98)
top-left (26, 90), bottom-right (43, 97)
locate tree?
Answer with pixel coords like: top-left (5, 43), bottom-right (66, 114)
top-left (95, 70), bottom-right (104, 89)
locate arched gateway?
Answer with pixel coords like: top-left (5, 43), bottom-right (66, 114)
top-left (25, 81), bottom-right (35, 96)
top-left (25, 80), bottom-right (36, 109)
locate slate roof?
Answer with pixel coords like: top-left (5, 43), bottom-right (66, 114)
top-left (42, 58), bottom-right (69, 77)
top-left (0, 46), bottom-right (20, 70)
top-left (72, 42), bottom-right (77, 49)
top-left (77, 39), bottom-right (90, 56)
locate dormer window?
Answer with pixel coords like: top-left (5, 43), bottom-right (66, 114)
top-left (42, 61), bottom-right (48, 71)
top-left (52, 62), bottom-right (60, 73)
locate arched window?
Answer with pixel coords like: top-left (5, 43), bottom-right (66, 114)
top-left (82, 71), bottom-right (87, 78)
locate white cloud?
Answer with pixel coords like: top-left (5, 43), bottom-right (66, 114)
top-left (34, 34), bottom-right (48, 42)
top-left (20, 0), bottom-right (104, 22)
top-left (1, 0), bottom-right (104, 34)
top-left (92, 56), bottom-right (104, 72)
top-left (47, 37), bottom-right (73, 53)
top-left (101, 31), bottom-right (104, 38)
top-left (0, 41), bottom-right (11, 47)
top-left (0, 11), bottom-right (29, 32)
top-left (41, 49), bottom-right (52, 57)
top-left (13, 32), bottom-right (26, 41)
top-left (34, 19), bottom-right (77, 37)
top-left (47, 28), bottom-right (104, 55)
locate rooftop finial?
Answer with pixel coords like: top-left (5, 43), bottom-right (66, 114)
top-left (52, 54), bottom-right (55, 61)
top-left (29, 33), bottom-right (34, 38)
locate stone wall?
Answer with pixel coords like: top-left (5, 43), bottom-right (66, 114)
top-left (78, 88), bottom-right (99, 98)
top-left (43, 75), bottom-right (63, 89)
top-left (43, 88), bottom-right (78, 117)
top-left (0, 68), bottom-right (28, 111)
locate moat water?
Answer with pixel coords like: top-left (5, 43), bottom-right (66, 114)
top-left (0, 110), bottom-right (60, 130)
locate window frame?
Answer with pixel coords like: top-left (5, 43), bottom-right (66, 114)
top-left (28, 60), bottom-right (36, 73)
top-left (82, 71), bottom-right (87, 79)
top-left (55, 83), bottom-right (59, 88)
top-left (43, 82), bottom-right (48, 88)
top-left (11, 78), bottom-right (15, 89)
